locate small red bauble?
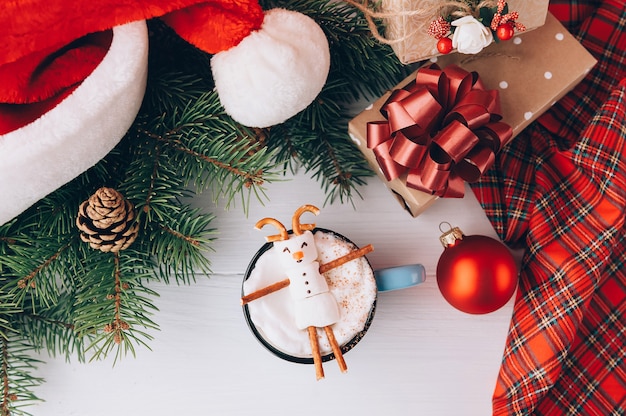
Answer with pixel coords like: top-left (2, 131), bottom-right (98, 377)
top-left (496, 23), bottom-right (515, 41)
top-left (436, 224), bottom-right (518, 314)
top-left (437, 37), bottom-right (453, 54)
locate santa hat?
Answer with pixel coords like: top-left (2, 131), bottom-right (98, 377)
top-left (0, 0), bottom-right (330, 225)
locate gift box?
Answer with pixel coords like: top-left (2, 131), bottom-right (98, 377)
top-left (348, 13), bottom-right (597, 217)
top-left (385, 0), bottom-right (550, 64)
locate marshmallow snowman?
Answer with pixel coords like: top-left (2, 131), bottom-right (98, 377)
top-left (273, 230), bottom-right (341, 330)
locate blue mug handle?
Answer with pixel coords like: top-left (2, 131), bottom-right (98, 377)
top-left (374, 264), bottom-right (426, 292)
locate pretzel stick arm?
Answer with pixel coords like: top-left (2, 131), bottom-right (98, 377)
top-left (319, 244), bottom-right (374, 274)
top-left (241, 278), bottom-right (290, 305)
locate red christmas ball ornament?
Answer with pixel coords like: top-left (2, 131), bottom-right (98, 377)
top-left (437, 37), bottom-right (453, 54)
top-left (436, 223), bottom-right (518, 314)
top-left (496, 23), bottom-right (515, 41)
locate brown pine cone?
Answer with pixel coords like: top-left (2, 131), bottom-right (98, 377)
top-left (76, 187), bottom-right (139, 253)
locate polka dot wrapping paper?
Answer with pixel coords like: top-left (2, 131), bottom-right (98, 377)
top-left (348, 13), bottom-right (597, 217)
top-left (435, 12), bottom-right (597, 138)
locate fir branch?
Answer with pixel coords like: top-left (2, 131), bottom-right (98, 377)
top-left (0, 295), bottom-right (21, 342)
top-left (104, 253), bottom-right (131, 346)
top-left (0, 237), bottom-right (16, 245)
top-left (72, 250), bottom-right (159, 363)
top-left (275, 113), bottom-right (371, 206)
top-left (150, 206), bottom-right (216, 284)
top-left (142, 127), bottom-right (267, 190)
top-left (0, 235), bottom-right (78, 312)
top-left (1, 338), bottom-right (9, 416)
top-left (29, 187), bottom-right (88, 237)
top-left (118, 133), bottom-right (188, 225)
top-left (0, 335), bottom-right (43, 416)
top-left (143, 143), bottom-right (165, 217)
top-left (135, 90), bottom-right (285, 212)
top-left (15, 240), bottom-right (72, 295)
top-left (15, 302), bottom-right (86, 363)
top-left (161, 226), bottom-right (201, 247)
top-left (267, 78), bottom-right (373, 205)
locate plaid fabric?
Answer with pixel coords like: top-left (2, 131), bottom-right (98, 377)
top-left (470, 1), bottom-right (626, 415)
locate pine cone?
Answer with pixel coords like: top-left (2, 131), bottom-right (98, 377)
top-left (76, 188), bottom-right (139, 253)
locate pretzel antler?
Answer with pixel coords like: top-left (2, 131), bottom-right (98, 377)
top-left (292, 204), bottom-right (320, 235)
top-left (255, 217), bottom-right (289, 242)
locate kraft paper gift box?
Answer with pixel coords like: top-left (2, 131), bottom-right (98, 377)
top-left (385, 0), bottom-right (550, 64)
top-left (348, 13), bottom-right (597, 217)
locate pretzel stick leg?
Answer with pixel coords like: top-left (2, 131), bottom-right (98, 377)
top-left (241, 278), bottom-right (290, 305)
top-left (308, 326), bottom-right (324, 380)
top-left (319, 244), bottom-right (374, 274)
top-left (324, 326), bottom-right (347, 374)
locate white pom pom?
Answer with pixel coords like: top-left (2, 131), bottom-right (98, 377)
top-left (211, 8), bottom-right (330, 128)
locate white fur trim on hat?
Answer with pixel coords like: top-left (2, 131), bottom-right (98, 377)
top-left (211, 8), bottom-right (330, 128)
top-left (0, 21), bottom-right (149, 225)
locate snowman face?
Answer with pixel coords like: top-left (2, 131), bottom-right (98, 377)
top-left (273, 231), bottom-right (319, 269)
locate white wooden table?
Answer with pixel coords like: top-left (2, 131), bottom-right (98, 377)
top-left (32, 170), bottom-right (519, 416)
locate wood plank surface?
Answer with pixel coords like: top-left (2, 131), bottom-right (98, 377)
top-left (31, 171), bottom-right (517, 416)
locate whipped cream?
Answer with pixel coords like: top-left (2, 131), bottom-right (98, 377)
top-left (243, 230), bottom-right (377, 359)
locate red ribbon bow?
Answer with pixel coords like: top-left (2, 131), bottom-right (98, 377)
top-left (366, 64), bottom-right (513, 197)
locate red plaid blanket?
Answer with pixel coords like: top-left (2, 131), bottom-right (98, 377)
top-left (470, 1), bottom-right (626, 414)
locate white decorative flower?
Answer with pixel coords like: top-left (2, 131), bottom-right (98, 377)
top-left (451, 15), bottom-right (493, 54)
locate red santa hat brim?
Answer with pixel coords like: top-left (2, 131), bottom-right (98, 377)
top-left (0, 21), bottom-right (149, 225)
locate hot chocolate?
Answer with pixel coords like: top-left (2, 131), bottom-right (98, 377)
top-left (241, 205), bottom-right (377, 379)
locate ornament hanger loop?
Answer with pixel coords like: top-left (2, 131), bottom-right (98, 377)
top-left (439, 221), bottom-right (453, 233)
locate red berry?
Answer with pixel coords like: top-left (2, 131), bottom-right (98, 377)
top-left (437, 37), bottom-right (453, 54)
top-left (496, 23), bottom-right (515, 41)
